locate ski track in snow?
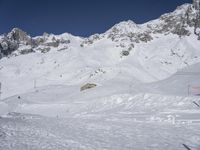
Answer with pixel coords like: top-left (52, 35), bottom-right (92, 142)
top-left (0, 113), bottom-right (200, 150)
top-left (0, 2), bottom-right (200, 149)
top-left (0, 60), bottom-right (200, 150)
top-left (0, 89), bottom-right (200, 150)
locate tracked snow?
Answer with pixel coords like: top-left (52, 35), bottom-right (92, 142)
top-left (0, 1), bottom-right (200, 150)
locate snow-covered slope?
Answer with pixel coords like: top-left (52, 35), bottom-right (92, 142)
top-left (0, 1), bottom-right (200, 150)
top-left (0, 2), bottom-right (200, 98)
top-left (0, 62), bottom-right (200, 149)
top-left (142, 62), bottom-right (200, 96)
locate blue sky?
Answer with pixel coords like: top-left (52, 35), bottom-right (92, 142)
top-left (0, 0), bottom-right (192, 37)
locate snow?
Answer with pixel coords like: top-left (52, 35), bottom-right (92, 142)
top-left (0, 113), bottom-right (200, 150)
top-left (0, 89), bottom-right (200, 150)
top-left (0, 2), bottom-right (200, 150)
top-left (0, 64), bottom-right (200, 149)
top-left (106, 20), bottom-right (142, 35)
top-left (1, 32), bottom-right (200, 99)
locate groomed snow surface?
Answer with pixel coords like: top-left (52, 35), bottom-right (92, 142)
top-left (0, 63), bottom-right (200, 150)
top-left (0, 7), bottom-right (200, 149)
top-left (0, 38), bottom-right (200, 149)
top-left (0, 92), bottom-right (200, 150)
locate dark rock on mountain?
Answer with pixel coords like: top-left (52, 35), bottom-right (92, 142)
top-left (0, 1), bottom-right (200, 59)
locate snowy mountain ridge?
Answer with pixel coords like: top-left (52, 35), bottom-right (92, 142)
top-left (0, 2), bottom-right (200, 56)
top-left (0, 1), bottom-right (200, 99)
top-left (0, 1), bottom-right (200, 150)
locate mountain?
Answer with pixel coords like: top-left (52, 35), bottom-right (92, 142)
top-left (0, 1), bottom-right (200, 99)
top-left (0, 1), bottom-right (200, 150)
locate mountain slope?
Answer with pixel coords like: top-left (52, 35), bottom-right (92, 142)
top-left (0, 1), bottom-right (200, 150)
top-left (0, 61), bottom-right (200, 150)
top-left (0, 2), bottom-right (200, 98)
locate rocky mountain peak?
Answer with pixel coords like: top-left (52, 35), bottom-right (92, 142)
top-left (113, 20), bottom-right (138, 29)
top-left (1, 1), bottom-right (200, 59)
top-left (7, 28), bottom-right (31, 43)
top-left (106, 20), bottom-right (140, 35)
top-left (193, 0), bottom-right (200, 10)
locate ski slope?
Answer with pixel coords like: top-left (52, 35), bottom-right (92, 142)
top-left (0, 1), bottom-right (200, 150)
top-left (0, 33), bottom-right (200, 99)
top-left (0, 63), bottom-right (200, 150)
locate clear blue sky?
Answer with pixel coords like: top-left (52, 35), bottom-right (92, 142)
top-left (0, 0), bottom-right (192, 37)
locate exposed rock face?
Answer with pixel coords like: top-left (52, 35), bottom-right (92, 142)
top-left (193, 0), bottom-right (200, 10)
top-left (153, 5), bottom-right (196, 36)
top-left (19, 48), bottom-right (34, 55)
top-left (0, 1), bottom-right (200, 59)
top-left (121, 50), bottom-right (130, 57)
top-left (80, 2), bottom-right (200, 53)
top-left (192, 0), bottom-right (200, 37)
top-left (0, 37), bottom-right (18, 56)
top-left (0, 29), bottom-right (73, 57)
top-left (7, 28), bottom-right (33, 45)
top-left (0, 28), bottom-right (32, 57)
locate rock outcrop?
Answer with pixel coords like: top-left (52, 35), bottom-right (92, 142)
top-left (0, 1), bottom-right (200, 59)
